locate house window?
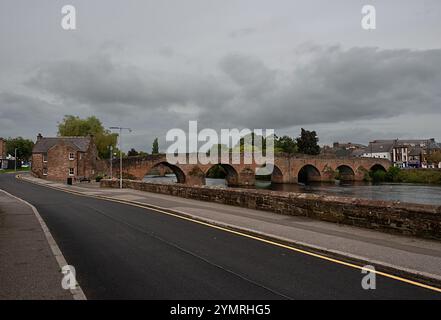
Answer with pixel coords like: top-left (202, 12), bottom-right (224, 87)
top-left (69, 168), bottom-right (74, 176)
top-left (43, 153), bottom-right (48, 162)
top-left (43, 168), bottom-right (48, 176)
top-left (69, 152), bottom-right (75, 160)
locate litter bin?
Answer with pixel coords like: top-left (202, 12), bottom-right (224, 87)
top-left (67, 177), bottom-right (73, 185)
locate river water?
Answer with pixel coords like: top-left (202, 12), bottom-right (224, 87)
top-left (143, 174), bottom-right (441, 206)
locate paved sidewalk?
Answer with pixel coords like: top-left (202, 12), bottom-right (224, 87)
top-left (20, 174), bottom-right (441, 285)
top-left (0, 189), bottom-right (72, 300)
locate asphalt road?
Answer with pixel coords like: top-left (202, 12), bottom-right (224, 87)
top-left (0, 173), bottom-right (439, 299)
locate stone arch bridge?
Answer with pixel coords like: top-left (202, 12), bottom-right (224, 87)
top-left (108, 154), bottom-right (391, 187)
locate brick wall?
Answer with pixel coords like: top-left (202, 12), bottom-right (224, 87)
top-left (46, 144), bottom-right (77, 181)
top-left (82, 141), bottom-right (98, 177)
top-left (31, 153), bottom-right (44, 177)
top-left (32, 138), bottom-right (98, 181)
top-left (101, 179), bottom-right (441, 240)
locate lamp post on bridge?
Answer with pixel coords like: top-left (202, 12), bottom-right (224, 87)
top-left (109, 127), bottom-right (132, 189)
top-left (109, 145), bottom-right (113, 179)
top-left (14, 148), bottom-right (17, 172)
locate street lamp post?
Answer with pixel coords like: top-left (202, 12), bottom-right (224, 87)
top-left (14, 148), bottom-right (17, 172)
top-left (109, 127), bottom-right (132, 189)
top-left (109, 145), bottom-right (113, 179)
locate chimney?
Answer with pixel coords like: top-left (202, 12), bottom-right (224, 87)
top-left (37, 133), bottom-right (43, 141)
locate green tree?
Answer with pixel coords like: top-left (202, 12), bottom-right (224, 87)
top-left (6, 137), bottom-right (34, 161)
top-left (208, 144), bottom-right (230, 156)
top-left (206, 164), bottom-right (227, 179)
top-left (385, 166), bottom-right (401, 182)
top-left (370, 170), bottom-right (386, 183)
top-left (296, 128), bottom-right (320, 155)
top-left (152, 138), bottom-right (159, 154)
top-left (427, 151), bottom-right (441, 164)
top-left (127, 148), bottom-right (139, 157)
top-left (274, 135), bottom-right (298, 154)
top-left (231, 132), bottom-right (266, 153)
top-left (57, 115), bottom-right (118, 158)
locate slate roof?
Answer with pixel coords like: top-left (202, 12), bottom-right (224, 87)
top-left (366, 141), bottom-right (396, 153)
top-left (367, 139), bottom-right (438, 154)
top-left (33, 136), bottom-right (92, 153)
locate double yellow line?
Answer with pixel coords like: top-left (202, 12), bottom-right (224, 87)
top-left (16, 174), bottom-right (441, 295)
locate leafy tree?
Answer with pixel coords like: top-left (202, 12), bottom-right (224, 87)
top-left (427, 151), bottom-right (441, 164)
top-left (274, 135), bottom-right (298, 154)
top-left (57, 115), bottom-right (118, 158)
top-left (296, 128), bottom-right (320, 155)
top-left (206, 164), bottom-right (227, 179)
top-left (370, 169), bottom-right (386, 183)
top-left (385, 166), bottom-right (401, 182)
top-left (6, 137), bottom-right (34, 161)
top-left (208, 144), bottom-right (230, 156)
top-left (152, 138), bottom-right (159, 154)
top-left (127, 148), bottom-right (139, 157)
top-left (231, 132), bottom-right (265, 153)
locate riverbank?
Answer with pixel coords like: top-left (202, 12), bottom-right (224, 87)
top-left (394, 169), bottom-right (441, 184)
top-left (370, 168), bottom-right (441, 185)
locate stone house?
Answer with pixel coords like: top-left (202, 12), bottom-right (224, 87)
top-left (32, 134), bottom-right (98, 182)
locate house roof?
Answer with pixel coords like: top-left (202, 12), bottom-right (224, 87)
top-left (366, 141), bottom-right (395, 153)
top-left (427, 142), bottom-right (441, 150)
top-left (33, 136), bottom-right (92, 153)
top-left (351, 149), bottom-right (366, 157)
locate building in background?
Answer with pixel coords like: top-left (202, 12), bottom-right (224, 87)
top-left (362, 138), bottom-right (440, 168)
top-left (31, 134), bottom-right (98, 182)
top-left (321, 142), bottom-right (367, 158)
top-left (0, 137), bottom-right (8, 169)
top-left (361, 140), bottom-right (395, 161)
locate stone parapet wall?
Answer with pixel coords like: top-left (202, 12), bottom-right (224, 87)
top-left (100, 179), bottom-right (441, 240)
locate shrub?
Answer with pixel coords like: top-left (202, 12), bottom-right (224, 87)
top-left (385, 166), bottom-right (401, 182)
top-left (370, 170), bottom-right (386, 183)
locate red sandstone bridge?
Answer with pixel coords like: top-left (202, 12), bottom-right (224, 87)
top-left (112, 153), bottom-right (391, 187)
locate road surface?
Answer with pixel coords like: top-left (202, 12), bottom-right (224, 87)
top-left (0, 174), bottom-right (439, 299)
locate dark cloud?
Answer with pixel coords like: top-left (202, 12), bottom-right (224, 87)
top-left (214, 47), bottom-right (441, 130)
top-left (0, 92), bottom-right (60, 138)
top-left (2, 0), bottom-right (441, 151)
top-left (1, 44), bottom-right (440, 150)
top-left (17, 46), bottom-right (441, 144)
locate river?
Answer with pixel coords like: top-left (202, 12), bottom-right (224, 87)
top-left (143, 174), bottom-right (441, 206)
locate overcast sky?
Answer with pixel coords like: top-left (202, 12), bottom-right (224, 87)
top-left (1, 0), bottom-right (440, 151)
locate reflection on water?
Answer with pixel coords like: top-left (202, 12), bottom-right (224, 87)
top-left (143, 175), bottom-right (441, 205)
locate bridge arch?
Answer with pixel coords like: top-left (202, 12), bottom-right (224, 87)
top-left (336, 165), bottom-right (355, 181)
top-left (370, 164), bottom-right (387, 172)
top-left (270, 165), bottom-right (284, 183)
top-left (205, 164), bottom-right (239, 186)
top-left (298, 164), bottom-right (321, 184)
top-left (148, 161), bottom-right (186, 184)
